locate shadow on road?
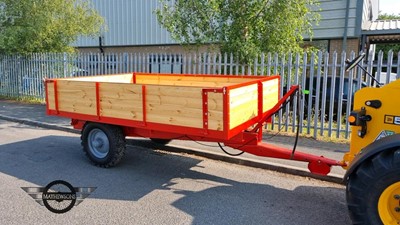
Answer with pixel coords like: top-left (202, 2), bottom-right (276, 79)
top-left (0, 134), bottom-right (350, 224)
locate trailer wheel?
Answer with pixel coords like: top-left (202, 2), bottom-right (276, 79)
top-left (81, 123), bottom-right (126, 167)
top-left (150, 138), bottom-right (171, 145)
top-left (346, 149), bottom-right (400, 225)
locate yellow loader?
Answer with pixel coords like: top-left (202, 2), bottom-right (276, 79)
top-left (344, 53), bottom-right (400, 224)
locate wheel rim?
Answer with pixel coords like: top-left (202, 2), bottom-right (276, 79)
top-left (378, 181), bottom-right (400, 224)
top-left (88, 128), bottom-right (109, 159)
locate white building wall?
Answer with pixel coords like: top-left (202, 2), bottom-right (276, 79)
top-left (309, 0), bottom-right (358, 39)
top-left (362, 0), bottom-right (380, 29)
top-left (73, 0), bottom-right (176, 47)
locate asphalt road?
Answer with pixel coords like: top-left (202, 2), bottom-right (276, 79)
top-left (0, 120), bottom-right (351, 225)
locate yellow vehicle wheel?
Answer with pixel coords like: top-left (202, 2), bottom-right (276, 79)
top-left (346, 149), bottom-right (400, 225)
top-left (378, 182), bottom-right (400, 225)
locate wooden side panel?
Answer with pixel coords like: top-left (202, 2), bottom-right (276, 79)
top-left (208, 92), bottom-right (224, 131)
top-left (63, 74), bottom-right (133, 83)
top-left (139, 80), bottom-right (236, 87)
top-left (262, 78), bottom-right (279, 112)
top-left (145, 86), bottom-right (205, 129)
top-left (57, 80), bottom-right (96, 115)
top-left (46, 82), bottom-right (56, 110)
top-left (135, 74), bottom-right (256, 87)
top-left (229, 84), bottom-right (258, 129)
top-left (99, 83), bottom-right (143, 120)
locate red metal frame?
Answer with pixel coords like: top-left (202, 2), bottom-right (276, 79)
top-left (142, 85), bottom-right (146, 125)
top-left (54, 80), bottom-right (59, 114)
top-left (202, 90), bottom-right (209, 131)
top-left (225, 136), bottom-right (343, 176)
top-left (257, 81), bottom-right (264, 138)
top-left (95, 82), bottom-right (101, 119)
top-left (202, 88), bottom-right (225, 135)
top-left (222, 87), bottom-right (230, 139)
top-left (44, 80), bottom-right (51, 115)
top-left (132, 73), bottom-right (136, 84)
top-left (45, 73), bottom-right (346, 176)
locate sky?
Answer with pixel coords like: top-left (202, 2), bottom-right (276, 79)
top-left (379, 0), bottom-right (400, 15)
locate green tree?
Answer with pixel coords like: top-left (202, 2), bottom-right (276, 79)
top-left (375, 13), bottom-right (400, 60)
top-left (378, 13), bottom-right (400, 20)
top-left (0, 0), bottom-right (103, 54)
top-left (156, 0), bottom-right (320, 64)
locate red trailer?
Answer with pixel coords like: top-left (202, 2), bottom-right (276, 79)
top-left (44, 73), bottom-right (344, 175)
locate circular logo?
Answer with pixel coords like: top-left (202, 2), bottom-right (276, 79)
top-left (42, 180), bottom-right (76, 214)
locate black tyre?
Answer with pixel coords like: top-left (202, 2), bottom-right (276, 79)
top-left (150, 138), bottom-right (171, 146)
top-left (346, 149), bottom-right (400, 225)
top-left (81, 123), bottom-right (126, 167)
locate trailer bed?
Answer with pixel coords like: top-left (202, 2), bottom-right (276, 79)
top-left (45, 73), bottom-right (279, 140)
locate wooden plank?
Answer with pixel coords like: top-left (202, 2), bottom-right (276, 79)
top-left (100, 83), bottom-right (142, 101)
top-left (100, 83), bottom-right (141, 94)
top-left (229, 84), bottom-right (258, 129)
top-left (230, 101), bottom-right (258, 129)
top-left (262, 78), bottom-right (279, 90)
top-left (57, 81), bottom-right (96, 91)
top-left (57, 80), bottom-right (97, 115)
top-left (100, 108), bottom-right (143, 120)
top-left (208, 119), bottom-right (223, 131)
top-left (63, 74), bottom-right (133, 83)
top-left (229, 84), bottom-right (258, 109)
top-left (229, 83), bottom-right (258, 97)
top-left (146, 94), bottom-right (223, 111)
top-left (136, 75), bottom-right (222, 86)
top-left (263, 92), bottom-right (278, 112)
top-left (146, 85), bottom-right (203, 128)
top-left (146, 85), bottom-right (203, 98)
top-left (57, 86), bottom-right (97, 92)
top-left (57, 91), bottom-right (96, 99)
top-left (229, 84), bottom-right (258, 108)
top-left (146, 113), bottom-right (203, 128)
top-left (208, 123), bottom-right (223, 131)
top-left (146, 103), bottom-right (203, 119)
top-left (146, 95), bottom-right (202, 109)
top-left (59, 98), bottom-right (96, 105)
top-left (208, 92), bottom-right (224, 130)
top-left (145, 84), bottom-right (224, 131)
top-left (231, 100), bottom-right (258, 116)
top-left (100, 99), bottom-right (142, 109)
top-left (136, 74), bottom-right (257, 83)
top-left (207, 93), bottom-right (224, 111)
top-left (135, 74), bottom-right (258, 87)
top-left (46, 83), bottom-right (56, 110)
top-left (137, 79), bottom-right (238, 87)
top-left (231, 99), bottom-right (258, 112)
top-left (59, 104), bottom-right (96, 115)
top-left (262, 79), bottom-right (279, 112)
top-left (99, 83), bottom-right (143, 120)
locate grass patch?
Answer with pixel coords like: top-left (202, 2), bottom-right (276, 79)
top-left (0, 95), bottom-right (44, 104)
top-left (266, 112), bottom-right (352, 144)
top-left (265, 125), bottom-right (350, 144)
